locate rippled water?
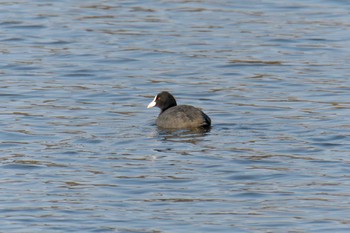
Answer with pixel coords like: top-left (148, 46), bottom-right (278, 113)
top-left (1, 0), bottom-right (350, 232)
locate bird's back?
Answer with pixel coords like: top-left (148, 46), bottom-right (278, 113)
top-left (156, 105), bottom-right (211, 129)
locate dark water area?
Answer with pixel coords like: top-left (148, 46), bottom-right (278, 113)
top-left (1, 0), bottom-right (350, 232)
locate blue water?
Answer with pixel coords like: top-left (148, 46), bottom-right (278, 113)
top-left (1, 0), bottom-right (350, 232)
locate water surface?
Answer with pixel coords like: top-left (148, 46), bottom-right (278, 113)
top-left (1, 0), bottom-right (350, 232)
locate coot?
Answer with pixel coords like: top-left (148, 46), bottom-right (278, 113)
top-left (147, 91), bottom-right (211, 129)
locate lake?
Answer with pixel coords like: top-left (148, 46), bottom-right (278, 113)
top-left (1, 0), bottom-right (350, 232)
